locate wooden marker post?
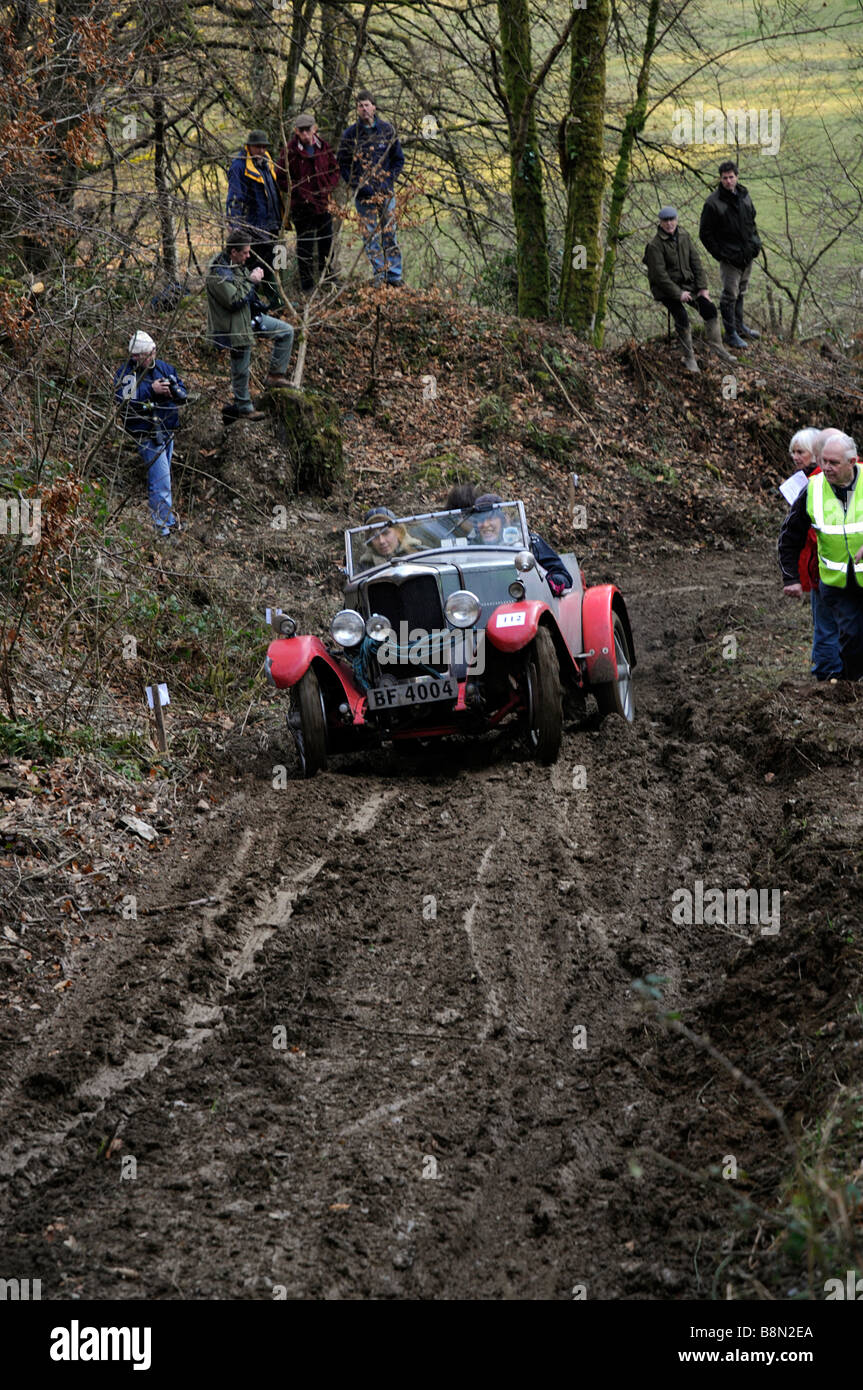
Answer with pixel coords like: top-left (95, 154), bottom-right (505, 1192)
top-left (145, 683), bottom-right (170, 753)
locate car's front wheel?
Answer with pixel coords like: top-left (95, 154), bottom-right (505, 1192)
top-left (594, 613), bottom-right (635, 723)
top-left (291, 666), bottom-right (328, 777)
top-left (524, 626), bottom-right (562, 765)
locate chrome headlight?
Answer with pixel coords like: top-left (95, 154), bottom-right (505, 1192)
top-left (508, 580), bottom-right (525, 601)
top-left (366, 612), bottom-right (395, 643)
top-left (514, 549), bottom-right (536, 573)
top-left (445, 589), bottom-right (481, 628)
top-left (277, 615), bottom-right (297, 638)
top-left (331, 609), bottom-right (364, 648)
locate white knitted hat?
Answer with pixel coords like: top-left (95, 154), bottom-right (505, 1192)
top-left (129, 330), bottom-right (156, 355)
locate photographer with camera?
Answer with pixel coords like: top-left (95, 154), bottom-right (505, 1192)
top-left (114, 330), bottom-right (187, 540)
top-left (205, 230), bottom-right (295, 423)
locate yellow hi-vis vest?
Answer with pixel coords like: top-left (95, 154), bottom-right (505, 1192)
top-left (806, 468), bottom-right (863, 587)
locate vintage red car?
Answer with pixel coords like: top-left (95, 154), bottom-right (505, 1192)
top-left (265, 499), bottom-right (635, 776)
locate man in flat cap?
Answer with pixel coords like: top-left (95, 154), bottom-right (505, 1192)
top-left (276, 113), bottom-right (340, 294)
top-left (114, 331), bottom-right (187, 539)
top-left (226, 130), bottom-right (285, 311)
top-left (644, 205), bottom-right (733, 374)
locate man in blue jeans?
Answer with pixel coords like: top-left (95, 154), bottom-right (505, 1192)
top-left (206, 231), bottom-right (295, 422)
top-left (114, 331), bottom-right (187, 539)
top-left (338, 91), bottom-right (405, 286)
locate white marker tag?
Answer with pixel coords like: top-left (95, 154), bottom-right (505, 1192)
top-left (497, 612), bottom-right (526, 628)
top-left (145, 683), bottom-right (170, 708)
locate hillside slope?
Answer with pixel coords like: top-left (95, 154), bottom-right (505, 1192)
top-left (1, 291), bottom-right (862, 1300)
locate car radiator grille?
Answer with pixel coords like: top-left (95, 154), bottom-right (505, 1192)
top-left (365, 575), bottom-right (447, 677)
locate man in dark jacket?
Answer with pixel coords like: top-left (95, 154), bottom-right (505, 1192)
top-left (226, 130), bottom-right (285, 311)
top-left (276, 113), bottom-right (340, 293)
top-left (338, 91), bottom-right (405, 286)
top-left (471, 494), bottom-right (573, 596)
top-left (699, 161), bottom-right (762, 349)
top-left (644, 206), bottom-right (733, 373)
top-left (114, 331), bottom-right (187, 539)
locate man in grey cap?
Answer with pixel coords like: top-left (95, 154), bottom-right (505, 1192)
top-left (644, 206), bottom-right (733, 373)
top-left (226, 130), bottom-right (285, 311)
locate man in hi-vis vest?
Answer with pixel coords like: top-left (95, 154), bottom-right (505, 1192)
top-left (779, 430), bottom-right (863, 680)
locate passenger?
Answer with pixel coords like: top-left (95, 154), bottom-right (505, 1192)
top-left (412, 484), bottom-right (479, 547)
top-left (446, 483), bottom-right (479, 535)
top-left (358, 506), bottom-right (423, 568)
top-left (471, 493), bottom-right (573, 596)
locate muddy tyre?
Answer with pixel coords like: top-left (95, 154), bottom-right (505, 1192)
top-left (292, 667), bottom-right (328, 777)
top-left (594, 613), bottom-right (635, 723)
top-left (524, 626), bottom-right (562, 764)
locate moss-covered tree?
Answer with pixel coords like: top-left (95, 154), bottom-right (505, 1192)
top-left (495, 0), bottom-right (576, 320)
top-left (558, 0), bottom-right (610, 335)
top-left (593, 0), bottom-right (661, 346)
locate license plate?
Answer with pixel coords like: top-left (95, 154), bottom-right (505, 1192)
top-left (368, 676), bottom-right (457, 710)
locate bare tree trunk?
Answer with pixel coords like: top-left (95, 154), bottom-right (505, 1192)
top-left (151, 63), bottom-right (179, 286)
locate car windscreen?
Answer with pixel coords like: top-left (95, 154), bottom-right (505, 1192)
top-left (346, 503), bottom-right (528, 577)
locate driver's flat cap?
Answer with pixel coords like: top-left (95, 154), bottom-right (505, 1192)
top-left (473, 493), bottom-right (503, 511)
top-left (364, 506), bottom-right (396, 524)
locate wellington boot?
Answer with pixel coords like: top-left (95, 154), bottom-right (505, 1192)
top-left (674, 321), bottom-right (700, 373)
top-left (720, 302), bottom-right (747, 349)
top-left (705, 314), bottom-right (736, 362)
top-left (735, 293), bottom-right (761, 338)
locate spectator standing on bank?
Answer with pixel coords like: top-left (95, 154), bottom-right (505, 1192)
top-left (338, 91), bottom-right (405, 287)
top-left (226, 130), bottom-right (284, 311)
top-left (205, 231), bottom-right (295, 423)
top-left (114, 331), bottom-right (186, 540)
top-left (276, 113), bottom-right (340, 294)
top-left (780, 430), bottom-right (863, 681)
top-left (699, 161), bottom-right (762, 350)
top-left (643, 205), bottom-right (734, 373)
top-left (783, 428), bottom-right (842, 680)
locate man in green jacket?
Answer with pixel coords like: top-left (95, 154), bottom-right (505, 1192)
top-left (644, 206), bottom-right (733, 374)
top-left (205, 230), bottom-right (295, 422)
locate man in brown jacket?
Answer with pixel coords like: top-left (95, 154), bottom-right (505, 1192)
top-left (644, 206), bottom-right (733, 374)
top-left (276, 113), bottom-right (340, 293)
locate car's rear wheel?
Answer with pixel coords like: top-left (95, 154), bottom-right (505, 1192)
top-left (524, 626), bottom-right (562, 764)
top-left (594, 613), bottom-right (635, 723)
top-left (291, 667), bottom-right (328, 777)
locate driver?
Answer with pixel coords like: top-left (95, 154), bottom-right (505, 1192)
top-left (358, 506), bottom-right (423, 568)
top-left (471, 493), bottom-right (573, 596)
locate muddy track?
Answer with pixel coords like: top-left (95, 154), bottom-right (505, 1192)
top-left (0, 550), bottom-right (855, 1299)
